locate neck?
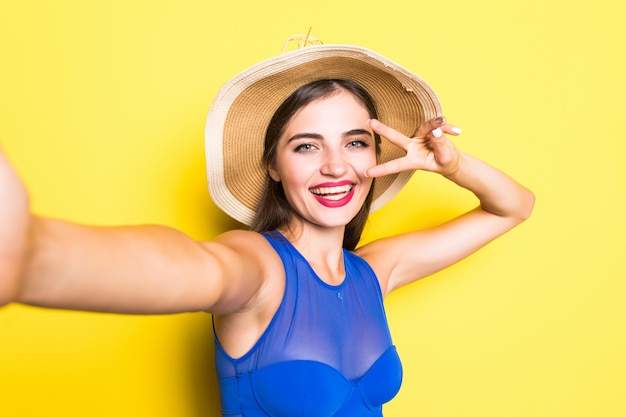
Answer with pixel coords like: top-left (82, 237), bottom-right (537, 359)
top-left (279, 221), bottom-right (346, 285)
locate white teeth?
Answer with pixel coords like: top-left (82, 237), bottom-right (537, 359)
top-left (310, 184), bottom-right (353, 198)
top-left (321, 193), bottom-right (348, 201)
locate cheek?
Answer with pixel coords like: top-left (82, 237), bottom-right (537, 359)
top-left (354, 153), bottom-right (375, 185)
top-left (357, 149), bottom-right (377, 170)
top-left (276, 163), bottom-right (308, 189)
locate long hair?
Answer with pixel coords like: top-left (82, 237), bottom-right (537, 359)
top-left (250, 79), bottom-right (381, 251)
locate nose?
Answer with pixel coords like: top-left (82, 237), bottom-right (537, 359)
top-left (320, 148), bottom-right (348, 177)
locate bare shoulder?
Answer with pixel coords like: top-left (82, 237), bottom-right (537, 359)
top-left (199, 229), bottom-right (285, 314)
top-left (213, 229), bottom-right (269, 247)
top-left (208, 230), bottom-right (288, 356)
top-left (209, 230), bottom-right (286, 355)
top-left (354, 236), bottom-right (403, 295)
top-left (207, 229), bottom-right (280, 268)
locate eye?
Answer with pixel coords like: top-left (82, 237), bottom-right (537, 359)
top-left (294, 143), bottom-right (317, 153)
top-left (347, 140), bottom-right (369, 149)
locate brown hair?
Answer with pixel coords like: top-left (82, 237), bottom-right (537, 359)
top-left (250, 79), bottom-right (381, 251)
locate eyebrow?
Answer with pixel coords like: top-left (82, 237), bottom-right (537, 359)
top-left (286, 129), bottom-right (373, 143)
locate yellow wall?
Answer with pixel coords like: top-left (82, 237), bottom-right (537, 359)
top-left (1, 0), bottom-right (624, 416)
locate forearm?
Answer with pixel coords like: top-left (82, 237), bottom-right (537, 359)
top-left (445, 151), bottom-right (535, 221)
top-left (20, 216), bottom-right (143, 310)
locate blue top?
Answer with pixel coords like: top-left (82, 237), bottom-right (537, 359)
top-left (213, 230), bottom-right (403, 416)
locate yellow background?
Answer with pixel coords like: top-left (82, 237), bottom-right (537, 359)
top-left (1, 0), bottom-right (624, 416)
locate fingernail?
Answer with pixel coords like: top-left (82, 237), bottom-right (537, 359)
top-left (451, 127), bottom-right (462, 135)
top-left (432, 128), bottom-right (443, 138)
top-left (435, 116), bottom-right (445, 124)
top-left (364, 170), bottom-right (369, 178)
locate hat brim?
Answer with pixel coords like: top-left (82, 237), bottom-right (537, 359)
top-left (205, 44), bottom-right (442, 226)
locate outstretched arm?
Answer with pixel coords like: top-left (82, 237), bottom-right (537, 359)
top-left (356, 118), bottom-right (535, 295)
top-left (0, 148), bottom-right (267, 315)
top-left (0, 148), bottom-right (30, 306)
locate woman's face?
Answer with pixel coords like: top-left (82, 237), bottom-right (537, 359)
top-left (268, 90), bottom-right (376, 230)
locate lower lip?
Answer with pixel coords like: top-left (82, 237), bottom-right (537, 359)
top-left (312, 188), bottom-right (355, 208)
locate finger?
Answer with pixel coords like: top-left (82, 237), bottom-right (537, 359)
top-left (426, 127), bottom-right (459, 169)
top-left (413, 116), bottom-right (447, 138)
top-left (425, 123), bottom-right (462, 153)
top-left (442, 124), bottom-right (463, 136)
top-left (368, 119), bottom-right (412, 150)
top-left (365, 155), bottom-right (423, 178)
top-left (427, 127), bottom-right (449, 151)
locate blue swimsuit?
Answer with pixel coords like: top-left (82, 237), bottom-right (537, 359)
top-left (213, 230), bottom-right (403, 416)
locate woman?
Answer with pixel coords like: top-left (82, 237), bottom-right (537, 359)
top-left (0, 44), bottom-right (534, 416)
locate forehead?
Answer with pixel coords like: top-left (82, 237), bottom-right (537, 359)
top-left (284, 91), bottom-right (371, 132)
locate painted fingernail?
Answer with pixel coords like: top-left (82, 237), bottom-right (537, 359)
top-left (435, 117), bottom-right (445, 124)
top-left (451, 127), bottom-right (462, 135)
top-left (432, 128), bottom-right (443, 138)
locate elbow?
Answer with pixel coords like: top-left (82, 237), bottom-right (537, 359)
top-left (516, 187), bottom-right (536, 222)
top-left (487, 186), bottom-right (535, 225)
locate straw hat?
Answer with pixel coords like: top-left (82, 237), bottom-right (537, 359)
top-left (205, 42), bottom-right (442, 226)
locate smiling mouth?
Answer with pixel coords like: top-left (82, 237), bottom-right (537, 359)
top-left (309, 184), bottom-right (354, 201)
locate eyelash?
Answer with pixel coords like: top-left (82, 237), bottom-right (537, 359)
top-left (293, 140), bottom-right (370, 153)
top-left (347, 140), bottom-right (369, 149)
top-left (294, 143), bottom-right (317, 153)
